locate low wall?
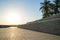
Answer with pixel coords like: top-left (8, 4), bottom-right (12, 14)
top-left (18, 14), bottom-right (60, 36)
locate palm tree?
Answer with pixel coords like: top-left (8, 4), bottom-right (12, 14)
top-left (40, 0), bottom-right (51, 18)
top-left (53, 0), bottom-right (60, 14)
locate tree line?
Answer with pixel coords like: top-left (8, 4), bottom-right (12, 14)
top-left (40, 0), bottom-right (60, 18)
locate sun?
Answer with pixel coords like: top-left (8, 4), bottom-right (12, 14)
top-left (1, 7), bottom-right (26, 25)
top-left (5, 13), bottom-right (20, 25)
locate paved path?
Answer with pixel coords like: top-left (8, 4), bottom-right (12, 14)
top-left (0, 27), bottom-right (60, 40)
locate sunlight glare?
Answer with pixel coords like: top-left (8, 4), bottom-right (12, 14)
top-left (5, 13), bottom-right (20, 25)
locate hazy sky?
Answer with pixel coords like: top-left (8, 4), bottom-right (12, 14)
top-left (0, 0), bottom-right (52, 25)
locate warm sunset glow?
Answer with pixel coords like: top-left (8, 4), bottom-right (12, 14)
top-left (0, 7), bottom-right (27, 25)
top-left (5, 13), bottom-right (20, 25)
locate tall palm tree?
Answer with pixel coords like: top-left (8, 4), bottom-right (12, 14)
top-left (53, 0), bottom-right (60, 14)
top-left (40, 0), bottom-right (51, 18)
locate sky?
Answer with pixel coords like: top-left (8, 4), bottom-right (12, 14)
top-left (0, 0), bottom-right (53, 25)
